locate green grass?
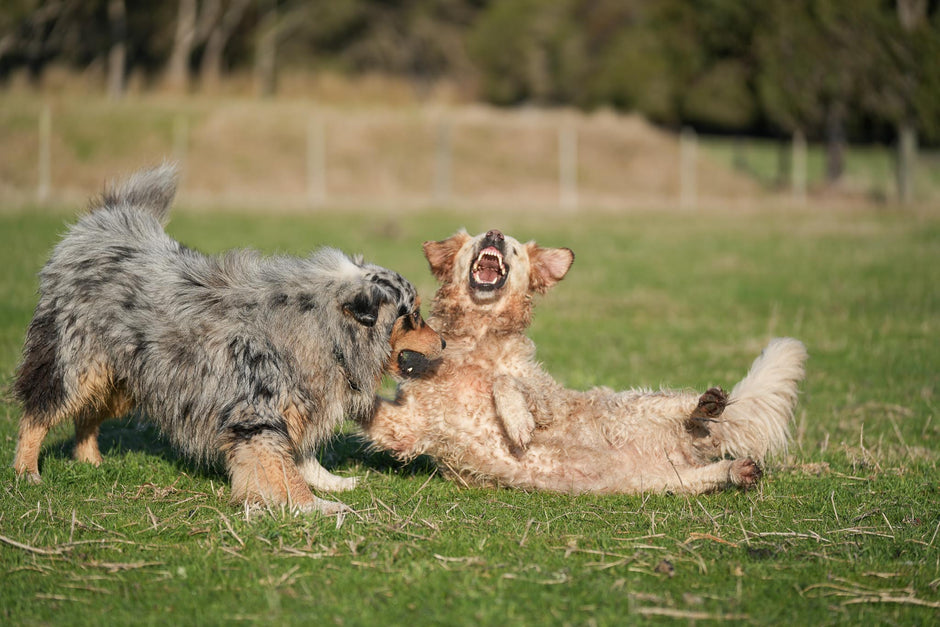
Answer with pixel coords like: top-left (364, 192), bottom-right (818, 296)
top-left (1, 205), bottom-right (938, 625)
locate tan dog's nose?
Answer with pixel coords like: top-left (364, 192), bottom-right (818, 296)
top-left (486, 229), bottom-right (504, 242)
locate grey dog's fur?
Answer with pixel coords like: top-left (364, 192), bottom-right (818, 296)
top-left (12, 165), bottom-right (425, 514)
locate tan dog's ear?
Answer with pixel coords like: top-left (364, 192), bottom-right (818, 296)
top-left (527, 244), bottom-right (574, 294)
top-left (423, 231), bottom-right (471, 282)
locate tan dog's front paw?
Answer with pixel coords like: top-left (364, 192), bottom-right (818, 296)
top-left (503, 410), bottom-right (536, 453)
top-left (494, 377), bottom-right (536, 453)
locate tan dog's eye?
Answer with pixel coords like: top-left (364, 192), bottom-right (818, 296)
top-left (412, 310), bottom-right (421, 324)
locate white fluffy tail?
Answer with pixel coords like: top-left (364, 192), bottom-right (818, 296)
top-left (718, 338), bottom-right (808, 462)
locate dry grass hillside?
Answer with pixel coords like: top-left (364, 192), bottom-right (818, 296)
top-left (0, 92), bottom-right (770, 212)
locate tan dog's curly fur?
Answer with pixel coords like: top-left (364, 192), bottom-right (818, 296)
top-left (361, 229), bottom-right (808, 494)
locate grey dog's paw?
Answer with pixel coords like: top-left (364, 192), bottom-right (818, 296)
top-left (295, 497), bottom-right (352, 517)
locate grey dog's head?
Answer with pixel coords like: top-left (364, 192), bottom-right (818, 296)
top-left (346, 264), bottom-right (444, 377)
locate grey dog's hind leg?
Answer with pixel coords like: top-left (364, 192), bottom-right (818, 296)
top-left (12, 418), bottom-right (51, 484)
top-left (72, 387), bottom-right (135, 466)
top-left (14, 350), bottom-right (127, 482)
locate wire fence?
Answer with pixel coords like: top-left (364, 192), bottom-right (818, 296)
top-left (2, 99), bottom-right (931, 212)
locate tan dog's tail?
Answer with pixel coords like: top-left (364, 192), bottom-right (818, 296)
top-left (717, 338), bottom-right (808, 462)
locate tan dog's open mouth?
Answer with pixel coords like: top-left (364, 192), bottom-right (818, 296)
top-left (470, 230), bottom-right (509, 292)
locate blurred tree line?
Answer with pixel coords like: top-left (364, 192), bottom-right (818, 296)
top-left (2, 0), bottom-right (939, 189)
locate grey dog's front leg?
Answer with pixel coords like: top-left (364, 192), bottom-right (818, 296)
top-left (493, 376), bottom-right (536, 453)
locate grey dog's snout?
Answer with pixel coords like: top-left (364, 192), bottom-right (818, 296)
top-left (398, 350), bottom-right (433, 378)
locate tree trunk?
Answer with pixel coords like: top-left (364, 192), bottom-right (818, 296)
top-left (897, 121), bottom-right (917, 204)
top-left (166, 0), bottom-right (197, 93)
top-left (824, 102), bottom-right (845, 186)
top-left (200, 0), bottom-right (250, 92)
top-left (107, 0), bottom-right (126, 99)
top-left (791, 129), bottom-right (807, 203)
top-left (897, 0), bottom-right (927, 30)
top-left (895, 0), bottom-right (925, 205)
top-left (254, 0), bottom-right (279, 98)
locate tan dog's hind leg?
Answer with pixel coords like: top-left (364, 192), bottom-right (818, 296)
top-left (659, 458), bottom-right (762, 494)
top-left (493, 376), bottom-right (535, 452)
top-left (298, 456), bottom-right (359, 492)
top-left (13, 418), bottom-right (50, 484)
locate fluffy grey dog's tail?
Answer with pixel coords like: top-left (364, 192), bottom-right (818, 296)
top-left (98, 163), bottom-right (179, 224)
top-left (717, 338), bottom-right (808, 462)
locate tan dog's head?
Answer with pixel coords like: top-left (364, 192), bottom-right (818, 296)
top-left (387, 297), bottom-right (445, 378)
top-left (423, 229), bottom-right (574, 333)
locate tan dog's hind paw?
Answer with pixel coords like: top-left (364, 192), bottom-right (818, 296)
top-left (690, 387), bottom-right (728, 423)
top-left (730, 458), bottom-right (762, 489)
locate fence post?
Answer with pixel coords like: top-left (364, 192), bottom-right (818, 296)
top-left (173, 114), bottom-right (188, 167)
top-left (680, 126), bottom-right (697, 210)
top-left (38, 103), bottom-right (51, 203)
top-left (307, 114), bottom-right (326, 207)
top-left (792, 129), bottom-right (807, 205)
top-left (559, 124), bottom-right (578, 210)
top-left (434, 118), bottom-right (452, 206)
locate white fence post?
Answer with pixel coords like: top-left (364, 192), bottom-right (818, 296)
top-left (37, 103), bottom-right (51, 203)
top-left (434, 118), bottom-right (453, 206)
top-left (680, 126), bottom-right (697, 210)
top-left (792, 129), bottom-right (807, 205)
top-left (559, 124), bottom-right (578, 210)
top-left (173, 114), bottom-right (188, 167)
top-left (307, 114), bottom-right (326, 207)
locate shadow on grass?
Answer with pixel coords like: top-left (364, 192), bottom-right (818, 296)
top-left (42, 415), bottom-right (226, 482)
top-left (42, 416), bottom-right (435, 484)
top-left (319, 430), bottom-right (439, 480)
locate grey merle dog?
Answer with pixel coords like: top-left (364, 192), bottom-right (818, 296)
top-left (12, 165), bottom-right (444, 515)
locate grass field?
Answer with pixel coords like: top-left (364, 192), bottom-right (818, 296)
top-left (0, 203), bottom-right (938, 625)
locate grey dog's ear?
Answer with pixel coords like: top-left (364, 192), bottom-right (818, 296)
top-left (343, 285), bottom-right (388, 327)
